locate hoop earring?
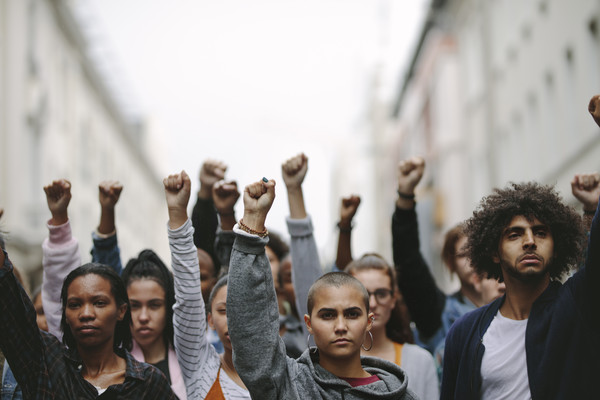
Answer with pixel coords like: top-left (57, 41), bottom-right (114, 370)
top-left (306, 334), bottom-right (318, 353)
top-left (361, 331), bottom-right (373, 351)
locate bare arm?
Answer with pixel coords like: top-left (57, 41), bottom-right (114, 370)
top-left (335, 195), bottom-right (360, 270)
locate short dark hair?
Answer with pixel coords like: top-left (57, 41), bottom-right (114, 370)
top-left (207, 274), bottom-right (228, 314)
top-left (307, 272), bottom-right (369, 316)
top-left (122, 249), bottom-right (175, 347)
top-left (61, 263), bottom-right (132, 351)
top-left (441, 224), bottom-right (466, 272)
top-left (345, 253), bottom-right (413, 344)
top-left (464, 182), bottom-right (585, 281)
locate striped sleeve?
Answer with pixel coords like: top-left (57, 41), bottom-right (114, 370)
top-left (169, 218), bottom-right (219, 397)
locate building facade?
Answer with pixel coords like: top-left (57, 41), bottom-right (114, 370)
top-left (0, 0), bottom-right (169, 291)
top-left (357, 0), bottom-right (600, 291)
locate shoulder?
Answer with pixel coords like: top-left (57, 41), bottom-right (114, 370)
top-left (402, 343), bottom-right (435, 363)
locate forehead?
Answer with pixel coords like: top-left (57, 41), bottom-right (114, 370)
top-left (313, 285), bottom-right (366, 312)
top-left (504, 215), bottom-right (547, 230)
top-left (351, 269), bottom-right (391, 289)
top-left (68, 274), bottom-right (112, 297)
top-left (212, 284), bottom-right (228, 304)
top-left (127, 278), bottom-right (166, 299)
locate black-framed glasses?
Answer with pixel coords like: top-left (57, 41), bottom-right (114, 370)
top-left (367, 289), bottom-right (394, 305)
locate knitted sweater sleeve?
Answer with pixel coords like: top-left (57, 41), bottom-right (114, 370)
top-left (228, 229), bottom-right (297, 400)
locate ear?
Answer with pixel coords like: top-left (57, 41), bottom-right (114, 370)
top-left (367, 312), bottom-right (374, 331)
top-left (117, 303), bottom-right (127, 321)
top-left (492, 252), bottom-right (500, 264)
top-left (207, 312), bottom-right (215, 330)
top-left (304, 314), bottom-right (313, 334)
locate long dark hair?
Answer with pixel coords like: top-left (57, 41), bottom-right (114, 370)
top-left (61, 263), bottom-right (132, 351)
top-left (345, 253), bottom-right (414, 344)
top-left (122, 249), bottom-right (175, 347)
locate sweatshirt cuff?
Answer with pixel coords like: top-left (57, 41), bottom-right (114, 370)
top-left (46, 220), bottom-right (73, 246)
top-left (285, 215), bottom-right (313, 237)
top-left (233, 228), bottom-right (269, 255)
top-left (167, 218), bottom-right (194, 239)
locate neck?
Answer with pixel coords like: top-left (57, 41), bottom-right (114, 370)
top-left (369, 325), bottom-right (391, 351)
top-left (140, 337), bottom-right (167, 364)
top-left (221, 348), bottom-right (235, 371)
top-left (460, 283), bottom-right (484, 307)
top-left (318, 351), bottom-right (369, 379)
top-left (500, 273), bottom-right (550, 320)
top-left (78, 342), bottom-right (121, 377)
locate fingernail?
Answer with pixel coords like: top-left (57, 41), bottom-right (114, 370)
top-left (262, 177), bottom-right (268, 182)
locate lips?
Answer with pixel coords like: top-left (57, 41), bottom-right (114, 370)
top-left (137, 327), bottom-right (153, 335)
top-left (77, 325), bottom-right (98, 334)
top-left (332, 338), bottom-right (351, 344)
top-left (520, 254), bottom-right (541, 263)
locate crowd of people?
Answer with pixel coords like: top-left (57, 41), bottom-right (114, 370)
top-left (0, 96), bottom-right (599, 399)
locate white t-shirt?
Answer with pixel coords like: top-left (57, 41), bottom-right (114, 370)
top-left (480, 310), bottom-right (531, 400)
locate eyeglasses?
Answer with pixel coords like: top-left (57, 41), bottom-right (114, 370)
top-left (367, 289), bottom-right (394, 305)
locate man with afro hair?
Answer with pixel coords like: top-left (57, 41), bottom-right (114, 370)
top-left (440, 96), bottom-right (600, 400)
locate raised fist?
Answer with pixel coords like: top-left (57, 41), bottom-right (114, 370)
top-left (571, 172), bottom-right (600, 212)
top-left (589, 95), bottom-right (600, 128)
top-left (242, 179), bottom-right (276, 232)
top-left (98, 181), bottom-right (123, 209)
top-left (212, 180), bottom-right (240, 214)
top-left (282, 153), bottom-right (308, 190)
top-left (397, 157), bottom-right (425, 196)
top-left (199, 159), bottom-right (227, 199)
top-left (340, 195), bottom-right (361, 224)
top-left (164, 171), bottom-right (191, 229)
top-left (43, 179), bottom-right (72, 225)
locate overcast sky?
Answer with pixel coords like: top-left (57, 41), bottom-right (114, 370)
top-left (82, 0), bottom-right (429, 260)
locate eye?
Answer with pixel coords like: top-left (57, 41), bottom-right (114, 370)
top-left (67, 302), bottom-right (80, 309)
top-left (507, 232), bottom-right (519, 240)
top-left (149, 302), bottom-right (164, 310)
top-left (216, 308), bottom-right (227, 315)
top-left (535, 229), bottom-right (547, 238)
top-left (320, 312), bottom-right (334, 320)
top-left (345, 310), bottom-right (361, 319)
top-left (94, 300), bottom-right (107, 307)
top-left (130, 303), bottom-right (140, 310)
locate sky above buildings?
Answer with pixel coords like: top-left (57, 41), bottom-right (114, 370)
top-left (83, 0), bottom-right (428, 258)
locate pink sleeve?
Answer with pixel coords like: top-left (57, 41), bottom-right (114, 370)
top-left (42, 220), bottom-right (81, 339)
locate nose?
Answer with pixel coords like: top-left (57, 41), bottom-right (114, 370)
top-left (79, 303), bottom-right (95, 320)
top-left (334, 315), bottom-right (348, 333)
top-left (368, 293), bottom-right (378, 310)
top-left (138, 307), bottom-right (149, 322)
top-left (523, 230), bottom-right (536, 250)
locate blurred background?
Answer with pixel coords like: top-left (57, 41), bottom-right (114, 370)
top-left (1, 0), bottom-right (599, 295)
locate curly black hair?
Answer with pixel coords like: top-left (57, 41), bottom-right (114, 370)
top-left (464, 182), bottom-right (585, 281)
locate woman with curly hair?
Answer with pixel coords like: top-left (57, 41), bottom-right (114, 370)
top-left (441, 140), bottom-right (600, 400)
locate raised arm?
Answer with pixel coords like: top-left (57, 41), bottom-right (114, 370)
top-left (228, 178), bottom-right (293, 398)
top-left (571, 173), bottom-right (600, 232)
top-left (165, 171), bottom-right (216, 392)
top-left (392, 157), bottom-right (446, 339)
top-left (91, 180), bottom-right (123, 274)
top-left (335, 195), bottom-right (361, 270)
top-left (191, 159), bottom-right (226, 254)
top-left (212, 179), bottom-right (240, 268)
top-left (282, 153), bottom-right (322, 337)
top-left (41, 179), bottom-right (81, 338)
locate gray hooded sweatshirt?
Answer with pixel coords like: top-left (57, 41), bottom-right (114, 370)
top-left (227, 230), bottom-right (418, 400)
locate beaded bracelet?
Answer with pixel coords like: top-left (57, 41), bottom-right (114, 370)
top-left (238, 218), bottom-right (269, 238)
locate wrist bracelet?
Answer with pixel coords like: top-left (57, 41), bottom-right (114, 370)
top-left (238, 218), bottom-right (269, 238)
top-left (584, 209), bottom-right (596, 216)
top-left (337, 222), bottom-right (353, 233)
top-left (397, 190), bottom-right (416, 200)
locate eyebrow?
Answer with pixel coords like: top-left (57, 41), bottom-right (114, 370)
top-left (504, 224), bottom-right (549, 234)
top-left (317, 306), bottom-right (363, 313)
